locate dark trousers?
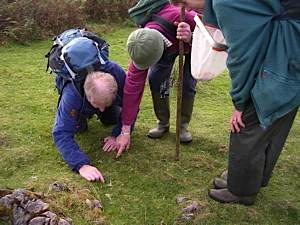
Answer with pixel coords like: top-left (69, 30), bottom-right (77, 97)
top-left (228, 102), bottom-right (298, 196)
top-left (76, 104), bottom-right (121, 134)
top-left (148, 51), bottom-right (197, 98)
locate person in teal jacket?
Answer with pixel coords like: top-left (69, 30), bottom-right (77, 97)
top-left (203, 0), bottom-right (300, 205)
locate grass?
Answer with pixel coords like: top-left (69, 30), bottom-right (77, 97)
top-left (0, 24), bottom-right (299, 225)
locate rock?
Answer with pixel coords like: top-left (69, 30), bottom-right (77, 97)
top-left (92, 200), bottom-right (102, 210)
top-left (180, 213), bottom-right (195, 222)
top-left (25, 199), bottom-right (49, 216)
top-left (13, 205), bottom-right (31, 225)
top-left (42, 212), bottom-right (59, 225)
top-left (48, 182), bottom-right (70, 193)
top-left (86, 199), bottom-right (103, 210)
top-left (182, 201), bottom-right (201, 214)
top-left (179, 201), bottom-right (204, 223)
top-left (11, 189), bottom-right (28, 204)
top-left (176, 196), bottom-right (189, 204)
top-left (85, 199), bottom-right (93, 209)
top-left (58, 218), bottom-right (71, 225)
top-left (42, 211), bottom-right (57, 220)
top-left (49, 217), bottom-right (60, 225)
top-left (28, 216), bottom-right (50, 225)
top-left (0, 195), bottom-right (15, 209)
top-left (0, 189), bottom-right (74, 225)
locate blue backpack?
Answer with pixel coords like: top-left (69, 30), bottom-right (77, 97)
top-left (45, 28), bottom-right (109, 96)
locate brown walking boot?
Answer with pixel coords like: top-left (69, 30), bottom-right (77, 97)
top-left (213, 170), bottom-right (228, 189)
top-left (213, 178), bottom-right (227, 189)
top-left (208, 188), bottom-right (256, 206)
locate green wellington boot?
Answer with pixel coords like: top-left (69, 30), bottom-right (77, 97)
top-left (180, 96), bottom-right (195, 143)
top-left (148, 93), bottom-right (170, 139)
top-left (208, 188), bottom-right (256, 206)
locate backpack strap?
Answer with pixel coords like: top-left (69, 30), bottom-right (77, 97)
top-left (150, 14), bottom-right (177, 40)
top-left (72, 79), bottom-right (86, 124)
top-left (55, 79), bottom-right (87, 126)
top-left (56, 79), bottom-right (69, 109)
top-left (45, 44), bottom-right (59, 72)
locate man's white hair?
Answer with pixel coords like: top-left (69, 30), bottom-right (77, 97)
top-left (84, 71), bottom-right (118, 107)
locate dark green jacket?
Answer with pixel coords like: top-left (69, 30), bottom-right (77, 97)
top-left (204, 0), bottom-right (300, 127)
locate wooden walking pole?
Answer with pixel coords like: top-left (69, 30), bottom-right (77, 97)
top-left (171, 0), bottom-right (186, 161)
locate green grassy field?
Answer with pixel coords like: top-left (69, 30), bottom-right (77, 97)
top-left (0, 25), bottom-right (299, 225)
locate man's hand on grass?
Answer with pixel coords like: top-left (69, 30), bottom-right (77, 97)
top-left (116, 133), bottom-right (130, 159)
top-left (103, 136), bottom-right (118, 152)
top-left (79, 165), bottom-right (105, 183)
top-left (115, 125), bottom-right (131, 159)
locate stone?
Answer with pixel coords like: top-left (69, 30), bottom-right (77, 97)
top-left (182, 201), bottom-right (201, 214)
top-left (42, 211), bottom-right (57, 220)
top-left (28, 216), bottom-right (50, 225)
top-left (0, 195), bottom-right (15, 209)
top-left (180, 213), bottom-right (195, 222)
top-left (48, 182), bottom-right (70, 193)
top-left (42, 212), bottom-right (59, 225)
top-left (0, 189), bottom-right (73, 225)
top-left (11, 189), bottom-right (28, 204)
top-left (58, 218), bottom-right (71, 225)
top-left (25, 199), bottom-right (49, 216)
top-left (179, 201), bottom-right (204, 223)
top-left (13, 205), bottom-right (31, 225)
top-left (85, 199), bottom-right (103, 210)
top-left (176, 196), bottom-right (189, 204)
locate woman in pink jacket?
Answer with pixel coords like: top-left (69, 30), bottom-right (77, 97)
top-left (115, 1), bottom-right (205, 157)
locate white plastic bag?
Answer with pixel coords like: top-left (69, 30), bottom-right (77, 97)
top-left (191, 15), bottom-right (228, 81)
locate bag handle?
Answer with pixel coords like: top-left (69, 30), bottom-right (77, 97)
top-left (194, 15), bottom-right (227, 51)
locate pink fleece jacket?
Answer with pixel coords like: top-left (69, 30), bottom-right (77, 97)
top-left (122, 4), bottom-right (197, 126)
